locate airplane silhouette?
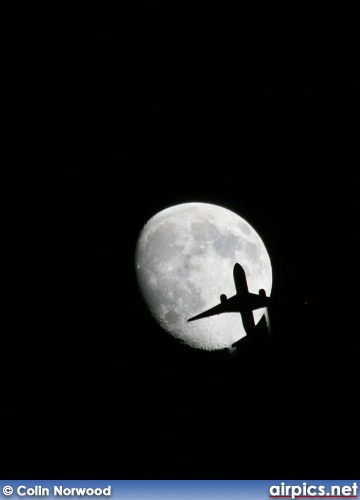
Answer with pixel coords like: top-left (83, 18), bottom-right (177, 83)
top-left (188, 263), bottom-right (271, 344)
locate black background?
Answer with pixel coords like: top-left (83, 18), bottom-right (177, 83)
top-left (4, 5), bottom-right (359, 477)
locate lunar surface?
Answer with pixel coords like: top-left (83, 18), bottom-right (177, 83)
top-left (134, 203), bottom-right (272, 350)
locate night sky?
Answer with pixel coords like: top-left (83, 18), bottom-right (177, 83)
top-left (4, 5), bottom-right (358, 478)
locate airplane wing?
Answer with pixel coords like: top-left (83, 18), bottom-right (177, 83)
top-left (187, 263), bottom-right (270, 324)
top-left (188, 294), bottom-right (239, 322)
top-left (244, 291), bottom-right (271, 310)
top-left (187, 291), bottom-right (271, 322)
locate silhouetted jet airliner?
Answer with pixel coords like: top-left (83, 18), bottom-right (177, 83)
top-left (188, 263), bottom-right (271, 340)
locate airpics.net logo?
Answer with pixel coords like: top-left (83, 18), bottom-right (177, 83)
top-left (269, 482), bottom-right (358, 500)
top-left (2, 486), bottom-right (112, 497)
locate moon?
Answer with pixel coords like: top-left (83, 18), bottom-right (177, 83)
top-left (134, 202), bottom-right (272, 350)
